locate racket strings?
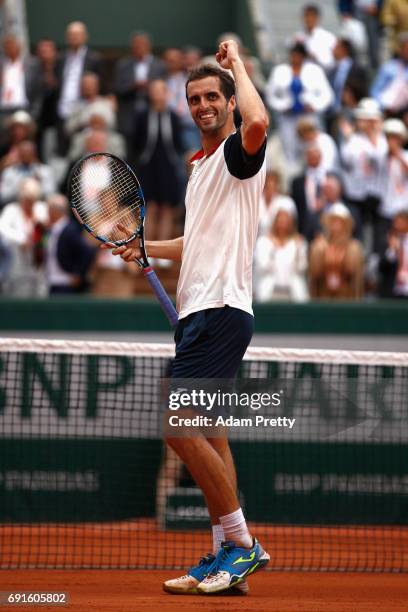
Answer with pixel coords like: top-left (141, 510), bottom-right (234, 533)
top-left (71, 178), bottom-right (140, 237)
top-left (71, 159), bottom-right (137, 211)
top-left (71, 156), bottom-right (143, 243)
top-left (72, 162), bottom-right (141, 233)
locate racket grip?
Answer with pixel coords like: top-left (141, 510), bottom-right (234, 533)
top-left (143, 267), bottom-right (179, 328)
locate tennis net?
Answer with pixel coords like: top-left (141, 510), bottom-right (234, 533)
top-left (0, 338), bottom-right (407, 571)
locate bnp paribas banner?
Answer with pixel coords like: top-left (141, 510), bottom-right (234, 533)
top-left (0, 349), bottom-right (407, 524)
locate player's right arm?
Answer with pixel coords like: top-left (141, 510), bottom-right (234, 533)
top-left (101, 235), bottom-right (184, 263)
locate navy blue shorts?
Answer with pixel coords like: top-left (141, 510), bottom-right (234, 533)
top-left (172, 306), bottom-right (254, 379)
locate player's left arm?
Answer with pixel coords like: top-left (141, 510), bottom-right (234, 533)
top-left (216, 40), bottom-right (269, 155)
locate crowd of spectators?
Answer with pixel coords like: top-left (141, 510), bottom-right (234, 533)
top-left (0, 0), bottom-right (406, 301)
top-left (259, 1), bottom-right (408, 301)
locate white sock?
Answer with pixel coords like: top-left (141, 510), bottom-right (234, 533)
top-left (219, 508), bottom-right (252, 549)
top-left (212, 524), bottom-right (224, 554)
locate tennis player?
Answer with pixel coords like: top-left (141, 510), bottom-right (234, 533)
top-left (103, 39), bottom-right (269, 595)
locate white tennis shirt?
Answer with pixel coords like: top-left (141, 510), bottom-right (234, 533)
top-left (177, 129), bottom-right (266, 319)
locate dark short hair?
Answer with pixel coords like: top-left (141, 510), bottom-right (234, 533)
top-left (303, 4), bottom-right (320, 16)
top-left (339, 37), bottom-right (355, 58)
top-left (289, 41), bottom-right (308, 57)
top-left (185, 64), bottom-right (235, 102)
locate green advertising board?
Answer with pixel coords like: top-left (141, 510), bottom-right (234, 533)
top-left (0, 349), bottom-right (406, 526)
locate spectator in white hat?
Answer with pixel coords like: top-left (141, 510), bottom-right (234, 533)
top-left (309, 202), bottom-right (364, 299)
top-left (377, 119), bottom-right (408, 253)
top-left (340, 98), bottom-right (387, 250)
top-left (0, 110), bottom-right (36, 171)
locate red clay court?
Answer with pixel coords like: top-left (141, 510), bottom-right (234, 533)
top-left (2, 569), bottom-right (408, 611)
top-left (1, 522), bottom-right (408, 611)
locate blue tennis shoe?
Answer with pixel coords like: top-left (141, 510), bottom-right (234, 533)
top-left (197, 538), bottom-right (269, 594)
top-left (163, 551), bottom-right (249, 595)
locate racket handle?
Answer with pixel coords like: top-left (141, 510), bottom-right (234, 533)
top-left (143, 266), bottom-right (179, 328)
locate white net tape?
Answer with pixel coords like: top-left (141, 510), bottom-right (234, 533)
top-left (0, 337), bottom-right (406, 366)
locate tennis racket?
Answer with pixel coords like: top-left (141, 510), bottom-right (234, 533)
top-left (68, 152), bottom-right (179, 327)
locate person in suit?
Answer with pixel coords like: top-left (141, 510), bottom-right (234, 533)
top-left (56, 21), bottom-right (101, 154)
top-left (0, 35), bottom-right (42, 122)
top-left (163, 47), bottom-right (201, 152)
top-left (291, 142), bottom-right (327, 241)
top-left (114, 31), bottom-right (167, 138)
top-left (379, 210), bottom-right (408, 298)
top-left (131, 79), bottom-right (184, 253)
top-left (355, 0), bottom-right (382, 71)
top-left (35, 39), bottom-right (59, 161)
top-left (331, 38), bottom-right (369, 112)
top-left (46, 193), bottom-right (97, 295)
